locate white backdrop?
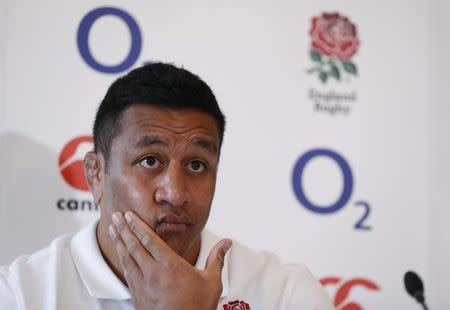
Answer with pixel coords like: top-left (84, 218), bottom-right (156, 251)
top-left (429, 0), bottom-right (450, 308)
top-left (0, 0), bottom-right (448, 309)
top-left (0, 0), bottom-right (5, 132)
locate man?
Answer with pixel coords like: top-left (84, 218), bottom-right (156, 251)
top-left (0, 63), bottom-right (334, 309)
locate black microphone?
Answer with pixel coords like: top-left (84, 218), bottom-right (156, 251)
top-left (404, 270), bottom-right (429, 310)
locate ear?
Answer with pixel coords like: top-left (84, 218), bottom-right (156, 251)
top-left (84, 151), bottom-right (105, 205)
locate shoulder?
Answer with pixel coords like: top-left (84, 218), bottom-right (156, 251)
top-left (0, 232), bottom-right (76, 309)
top-left (3, 232), bottom-right (75, 278)
top-left (227, 239), bottom-right (313, 288)
top-left (217, 234), bottom-right (334, 309)
top-left (0, 265), bottom-right (19, 309)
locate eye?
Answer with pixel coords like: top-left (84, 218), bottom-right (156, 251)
top-left (138, 156), bottom-right (161, 169)
top-left (187, 160), bottom-right (205, 173)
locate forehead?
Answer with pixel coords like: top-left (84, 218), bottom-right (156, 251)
top-left (114, 104), bottom-right (220, 145)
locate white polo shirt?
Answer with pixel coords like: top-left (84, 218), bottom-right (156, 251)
top-left (0, 221), bottom-right (334, 309)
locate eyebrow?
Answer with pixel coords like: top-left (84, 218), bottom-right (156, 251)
top-left (191, 138), bottom-right (218, 155)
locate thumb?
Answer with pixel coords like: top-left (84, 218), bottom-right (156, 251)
top-left (205, 239), bottom-right (232, 276)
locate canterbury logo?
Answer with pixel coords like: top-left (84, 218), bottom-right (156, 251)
top-left (58, 135), bottom-right (93, 191)
top-left (320, 277), bottom-right (380, 309)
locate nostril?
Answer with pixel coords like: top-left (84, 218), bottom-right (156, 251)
top-left (154, 187), bottom-right (167, 204)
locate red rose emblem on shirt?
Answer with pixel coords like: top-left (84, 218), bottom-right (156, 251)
top-left (223, 300), bottom-right (251, 310)
top-left (307, 12), bottom-right (359, 83)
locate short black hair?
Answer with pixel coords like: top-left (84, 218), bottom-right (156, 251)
top-left (93, 62), bottom-right (225, 166)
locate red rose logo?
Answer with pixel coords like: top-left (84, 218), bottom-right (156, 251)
top-left (307, 12), bottom-right (359, 83)
top-left (311, 13), bottom-right (359, 60)
top-left (223, 300), bottom-right (250, 310)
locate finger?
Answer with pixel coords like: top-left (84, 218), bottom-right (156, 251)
top-left (204, 239), bottom-right (232, 277)
top-left (124, 211), bottom-right (175, 262)
top-left (108, 224), bottom-right (142, 286)
top-left (112, 212), bottom-right (156, 269)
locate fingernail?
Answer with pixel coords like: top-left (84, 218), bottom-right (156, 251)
top-left (112, 213), bottom-right (120, 226)
top-left (108, 225), bottom-right (117, 237)
top-left (223, 240), bottom-right (232, 253)
top-left (125, 212), bottom-right (132, 223)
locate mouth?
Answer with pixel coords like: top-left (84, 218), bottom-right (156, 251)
top-left (155, 214), bottom-right (192, 235)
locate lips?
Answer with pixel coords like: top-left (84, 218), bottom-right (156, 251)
top-left (156, 214), bottom-right (192, 234)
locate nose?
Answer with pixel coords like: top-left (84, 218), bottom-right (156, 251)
top-left (154, 162), bottom-right (189, 208)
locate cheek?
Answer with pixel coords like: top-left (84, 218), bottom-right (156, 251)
top-left (190, 178), bottom-right (216, 218)
top-left (106, 174), bottom-right (155, 214)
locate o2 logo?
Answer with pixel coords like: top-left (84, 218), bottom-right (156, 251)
top-left (77, 7), bottom-right (142, 74)
top-left (321, 276), bottom-right (380, 310)
top-left (292, 148), bottom-right (372, 230)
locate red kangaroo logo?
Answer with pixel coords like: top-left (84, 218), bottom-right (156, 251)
top-left (320, 277), bottom-right (380, 310)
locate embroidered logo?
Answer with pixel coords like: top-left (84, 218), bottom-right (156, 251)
top-left (307, 12), bottom-right (359, 83)
top-left (223, 300), bottom-right (251, 310)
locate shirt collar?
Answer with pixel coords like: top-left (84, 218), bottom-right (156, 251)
top-left (71, 220), bottom-right (130, 300)
top-left (71, 220), bottom-right (230, 300)
top-left (195, 229), bottom-right (230, 298)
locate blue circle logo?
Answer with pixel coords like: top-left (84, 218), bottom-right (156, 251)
top-left (292, 148), bottom-right (353, 214)
top-left (77, 7), bottom-right (142, 74)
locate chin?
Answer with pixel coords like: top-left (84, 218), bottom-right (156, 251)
top-left (165, 238), bottom-right (190, 255)
top-left (164, 234), bottom-right (199, 258)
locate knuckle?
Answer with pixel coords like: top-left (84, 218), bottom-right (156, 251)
top-left (161, 259), bottom-right (175, 270)
top-left (123, 272), bottom-right (136, 291)
top-left (216, 255), bottom-right (225, 267)
top-left (119, 253), bottom-right (130, 267)
top-left (123, 271), bottom-right (132, 283)
top-left (115, 220), bottom-right (126, 233)
top-left (140, 235), bottom-right (152, 249)
top-left (128, 217), bottom-right (137, 231)
top-left (127, 240), bottom-right (141, 257)
top-left (110, 230), bottom-right (119, 242)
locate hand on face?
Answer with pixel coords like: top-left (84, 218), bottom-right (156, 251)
top-left (85, 105), bottom-right (228, 309)
top-left (109, 211), bottom-right (232, 310)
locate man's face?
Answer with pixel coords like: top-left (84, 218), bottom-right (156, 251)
top-left (98, 104), bottom-right (220, 260)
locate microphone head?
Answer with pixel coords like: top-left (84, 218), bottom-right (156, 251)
top-left (404, 270), bottom-right (425, 303)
